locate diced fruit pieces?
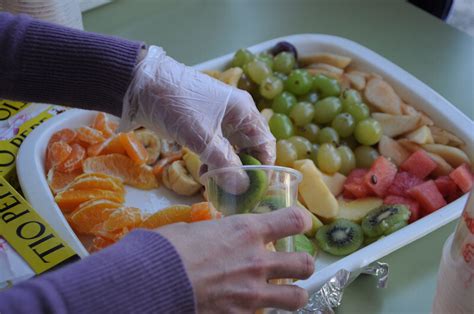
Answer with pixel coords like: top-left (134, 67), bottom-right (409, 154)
top-left (400, 150), bottom-right (437, 179)
top-left (384, 195), bottom-right (420, 223)
top-left (407, 180), bottom-right (447, 216)
top-left (435, 176), bottom-right (462, 202)
top-left (387, 171), bottom-right (424, 198)
top-left (292, 160), bottom-right (339, 219)
top-left (364, 156), bottom-right (397, 197)
top-left (343, 168), bottom-right (374, 199)
top-left (449, 163), bottom-right (473, 194)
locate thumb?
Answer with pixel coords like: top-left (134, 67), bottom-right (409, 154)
top-left (199, 134), bottom-right (250, 194)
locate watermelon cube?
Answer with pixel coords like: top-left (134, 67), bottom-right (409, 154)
top-left (435, 176), bottom-right (461, 202)
top-left (400, 150), bottom-right (437, 179)
top-left (384, 195), bottom-right (420, 223)
top-left (407, 180), bottom-right (447, 216)
top-left (343, 168), bottom-right (374, 199)
top-left (387, 171), bottom-right (424, 198)
top-left (449, 163), bottom-right (473, 194)
top-left (364, 156), bottom-right (398, 197)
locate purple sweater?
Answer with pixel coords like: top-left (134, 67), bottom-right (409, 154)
top-left (0, 13), bottom-right (195, 313)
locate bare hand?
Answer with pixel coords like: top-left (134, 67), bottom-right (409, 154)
top-left (157, 207), bottom-right (315, 313)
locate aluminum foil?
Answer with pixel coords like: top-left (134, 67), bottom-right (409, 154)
top-left (296, 262), bottom-right (389, 313)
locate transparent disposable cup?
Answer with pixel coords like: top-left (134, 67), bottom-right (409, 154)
top-left (202, 165), bottom-right (302, 253)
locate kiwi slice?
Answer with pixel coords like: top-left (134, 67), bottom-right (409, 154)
top-left (315, 219), bottom-right (364, 256)
top-left (294, 234), bottom-right (317, 256)
top-left (216, 154), bottom-right (268, 214)
top-left (361, 204), bottom-right (410, 238)
top-left (253, 195), bottom-right (287, 213)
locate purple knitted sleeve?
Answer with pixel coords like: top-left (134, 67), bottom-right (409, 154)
top-left (0, 12), bottom-right (143, 116)
top-left (0, 230), bottom-right (196, 313)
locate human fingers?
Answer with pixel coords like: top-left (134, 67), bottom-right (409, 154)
top-left (255, 207), bottom-right (312, 243)
top-left (265, 251), bottom-right (315, 280)
top-left (258, 284), bottom-right (309, 311)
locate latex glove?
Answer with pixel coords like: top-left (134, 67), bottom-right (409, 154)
top-left (120, 46), bottom-right (275, 175)
top-left (157, 207), bottom-right (315, 313)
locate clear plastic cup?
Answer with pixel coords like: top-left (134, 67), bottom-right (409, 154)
top-left (202, 165), bottom-right (302, 252)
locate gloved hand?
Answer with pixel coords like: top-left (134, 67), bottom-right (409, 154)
top-left (120, 46), bottom-right (276, 178)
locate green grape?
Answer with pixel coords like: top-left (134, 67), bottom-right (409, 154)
top-left (259, 76), bottom-right (284, 99)
top-left (295, 123), bottom-right (319, 143)
top-left (288, 136), bottom-right (313, 159)
top-left (231, 48), bottom-right (254, 68)
top-left (269, 113), bottom-right (294, 140)
top-left (317, 127), bottom-right (340, 145)
top-left (313, 97), bottom-right (343, 124)
top-left (273, 52), bottom-right (296, 74)
top-left (285, 69), bottom-right (313, 96)
top-left (341, 89), bottom-right (362, 110)
top-left (312, 74), bottom-right (341, 98)
top-left (354, 118), bottom-right (383, 145)
top-left (317, 143), bottom-right (341, 174)
top-left (354, 146), bottom-right (380, 169)
top-left (276, 140), bottom-right (298, 167)
top-left (257, 52), bottom-right (274, 69)
top-left (331, 113), bottom-right (355, 138)
top-left (272, 92), bottom-right (297, 115)
top-left (289, 102), bottom-right (315, 126)
top-left (340, 135), bottom-right (358, 150)
top-left (298, 92), bottom-right (319, 104)
top-left (337, 146), bottom-right (356, 175)
top-left (273, 72), bottom-right (288, 83)
top-left (237, 73), bottom-right (257, 94)
top-left (245, 59), bottom-right (272, 85)
top-left (310, 143), bottom-right (320, 166)
top-left (344, 102), bottom-right (370, 122)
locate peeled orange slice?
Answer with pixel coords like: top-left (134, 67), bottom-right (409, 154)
top-left (49, 128), bottom-right (77, 145)
top-left (47, 167), bottom-right (83, 194)
top-left (55, 189), bottom-right (125, 213)
top-left (87, 135), bottom-right (125, 157)
top-left (57, 144), bottom-right (86, 173)
top-left (45, 141), bottom-right (72, 172)
top-left (77, 126), bottom-right (105, 145)
top-left (92, 112), bottom-right (118, 138)
top-left (119, 132), bottom-right (149, 165)
top-left (89, 236), bottom-right (115, 252)
top-left (69, 199), bottom-right (122, 235)
top-left (103, 207), bottom-right (142, 232)
top-left (190, 202), bottom-right (221, 222)
top-left (140, 205), bottom-right (192, 229)
top-left (65, 172), bottom-right (125, 193)
top-left (83, 154), bottom-right (158, 189)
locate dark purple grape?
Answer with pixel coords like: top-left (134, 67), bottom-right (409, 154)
top-left (269, 41), bottom-right (298, 59)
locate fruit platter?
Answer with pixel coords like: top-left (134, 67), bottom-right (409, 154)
top-left (17, 34), bottom-right (473, 291)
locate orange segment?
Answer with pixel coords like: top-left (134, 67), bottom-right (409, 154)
top-left (103, 207), bottom-right (142, 232)
top-left (152, 152), bottom-right (184, 177)
top-left (46, 141), bottom-right (72, 172)
top-left (119, 132), bottom-right (149, 165)
top-left (66, 172), bottom-right (125, 193)
top-left (83, 154), bottom-right (158, 189)
top-left (57, 144), bottom-right (86, 173)
top-left (87, 135), bottom-right (125, 156)
top-left (190, 202), bottom-right (221, 222)
top-left (92, 112), bottom-right (118, 138)
top-left (55, 189), bottom-right (125, 213)
top-left (89, 236), bottom-right (115, 252)
top-left (49, 128), bottom-right (77, 145)
top-left (140, 205), bottom-right (192, 229)
top-left (69, 199), bottom-right (122, 235)
top-left (77, 126), bottom-right (105, 145)
top-left (47, 167), bottom-right (83, 194)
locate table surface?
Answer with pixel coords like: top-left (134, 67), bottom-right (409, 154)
top-left (83, 1), bottom-right (474, 313)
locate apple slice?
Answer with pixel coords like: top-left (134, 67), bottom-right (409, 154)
top-left (364, 78), bottom-right (402, 115)
top-left (321, 172), bottom-right (346, 197)
top-left (378, 135), bottom-right (410, 166)
top-left (422, 144), bottom-right (470, 168)
top-left (335, 197), bottom-right (383, 223)
top-left (299, 53), bottom-right (352, 68)
top-left (372, 113), bottom-right (420, 137)
top-left (405, 126), bottom-right (434, 144)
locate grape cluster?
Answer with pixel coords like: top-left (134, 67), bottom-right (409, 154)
top-left (230, 44), bottom-right (383, 175)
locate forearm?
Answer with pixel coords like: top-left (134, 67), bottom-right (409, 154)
top-left (0, 230), bottom-right (195, 313)
top-left (0, 12), bottom-right (144, 117)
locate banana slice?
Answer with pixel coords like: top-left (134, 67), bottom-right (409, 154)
top-left (162, 160), bottom-right (201, 196)
top-left (182, 148), bottom-right (202, 183)
top-left (134, 129), bottom-right (161, 165)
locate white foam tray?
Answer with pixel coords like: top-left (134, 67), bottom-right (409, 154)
top-left (18, 34), bottom-right (473, 292)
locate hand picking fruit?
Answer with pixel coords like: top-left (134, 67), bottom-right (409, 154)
top-left (0, 14), bottom-right (317, 314)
